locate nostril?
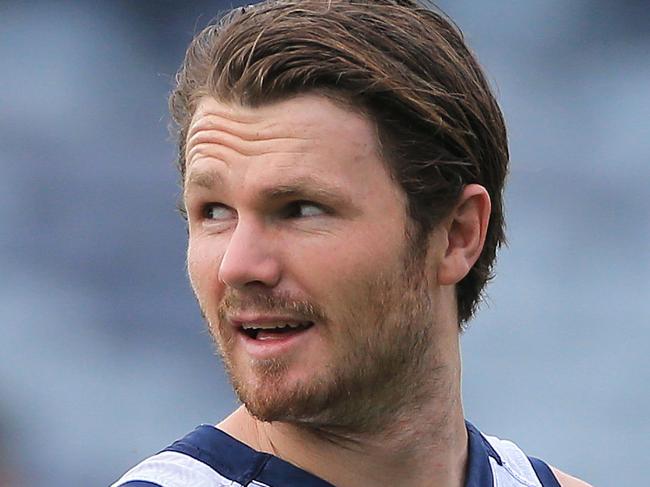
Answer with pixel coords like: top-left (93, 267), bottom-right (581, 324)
top-left (243, 280), bottom-right (274, 289)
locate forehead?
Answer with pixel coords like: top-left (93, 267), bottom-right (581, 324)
top-left (185, 94), bottom-right (381, 168)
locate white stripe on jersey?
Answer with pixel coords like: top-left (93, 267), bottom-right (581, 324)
top-left (485, 434), bottom-right (544, 487)
top-left (111, 451), bottom-right (243, 487)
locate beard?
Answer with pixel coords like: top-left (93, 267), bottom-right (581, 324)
top-left (201, 241), bottom-right (438, 435)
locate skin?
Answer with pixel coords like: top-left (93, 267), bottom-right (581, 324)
top-left (183, 94), bottom-right (590, 487)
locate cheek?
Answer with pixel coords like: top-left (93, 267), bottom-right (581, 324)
top-left (289, 233), bottom-right (406, 308)
top-left (187, 238), bottom-right (224, 303)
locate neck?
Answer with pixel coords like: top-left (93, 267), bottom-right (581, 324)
top-left (219, 340), bottom-right (467, 487)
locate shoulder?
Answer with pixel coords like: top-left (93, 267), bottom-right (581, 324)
top-left (550, 466), bottom-right (593, 487)
top-left (111, 450), bottom-right (233, 487)
top-left (480, 429), bottom-right (591, 487)
top-left (111, 425), bottom-right (245, 487)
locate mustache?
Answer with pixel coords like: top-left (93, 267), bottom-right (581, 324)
top-left (216, 289), bottom-right (327, 323)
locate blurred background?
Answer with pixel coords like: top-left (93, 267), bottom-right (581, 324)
top-left (1, 1), bottom-right (648, 485)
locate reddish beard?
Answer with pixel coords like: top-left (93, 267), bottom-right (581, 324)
top-left (202, 253), bottom-right (437, 435)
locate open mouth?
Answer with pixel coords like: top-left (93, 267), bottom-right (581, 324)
top-left (240, 321), bottom-right (314, 340)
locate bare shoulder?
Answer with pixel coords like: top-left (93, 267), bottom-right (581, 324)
top-left (550, 466), bottom-right (594, 487)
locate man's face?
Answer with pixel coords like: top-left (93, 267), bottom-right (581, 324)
top-left (184, 94), bottom-right (443, 431)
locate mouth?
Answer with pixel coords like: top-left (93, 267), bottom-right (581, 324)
top-left (239, 321), bottom-right (315, 341)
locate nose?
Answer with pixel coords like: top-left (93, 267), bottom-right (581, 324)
top-left (218, 220), bottom-right (282, 289)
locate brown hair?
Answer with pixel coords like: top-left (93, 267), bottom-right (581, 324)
top-left (170, 0), bottom-right (509, 324)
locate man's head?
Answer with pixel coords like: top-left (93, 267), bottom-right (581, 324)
top-left (171, 0), bottom-right (509, 325)
top-left (172, 0), bottom-right (508, 430)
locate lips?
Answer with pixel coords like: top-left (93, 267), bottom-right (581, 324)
top-left (230, 313), bottom-right (315, 339)
top-left (239, 321), bottom-right (314, 340)
top-left (228, 315), bottom-right (317, 359)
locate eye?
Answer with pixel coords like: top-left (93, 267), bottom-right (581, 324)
top-left (202, 203), bottom-right (235, 221)
top-left (284, 201), bottom-right (327, 218)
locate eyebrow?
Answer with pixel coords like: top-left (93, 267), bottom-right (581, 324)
top-left (186, 169), bottom-right (223, 191)
top-left (185, 170), bottom-right (354, 208)
top-left (259, 179), bottom-right (353, 207)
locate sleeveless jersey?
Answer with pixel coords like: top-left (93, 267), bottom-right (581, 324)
top-left (111, 421), bottom-right (560, 487)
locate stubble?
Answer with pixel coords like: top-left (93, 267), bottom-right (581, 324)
top-left (201, 245), bottom-right (441, 436)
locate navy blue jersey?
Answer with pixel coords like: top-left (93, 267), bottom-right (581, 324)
top-left (112, 422), bottom-right (560, 487)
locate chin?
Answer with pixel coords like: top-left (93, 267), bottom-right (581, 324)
top-left (230, 364), bottom-right (335, 425)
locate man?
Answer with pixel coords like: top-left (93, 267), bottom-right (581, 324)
top-left (113, 1), bottom-right (591, 486)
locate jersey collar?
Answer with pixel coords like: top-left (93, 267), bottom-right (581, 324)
top-left (164, 420), bottom-right (501, 487)
top-left (465, 420), bottom-right (503, 487)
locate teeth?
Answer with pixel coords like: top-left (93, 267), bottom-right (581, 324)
top-left (286, 322), bottom-right (305, 329)
top-left (241, 322), bottom-right (308, 330)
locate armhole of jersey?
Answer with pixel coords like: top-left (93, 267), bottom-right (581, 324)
top-left (528, 456), bottom-right (561, 487)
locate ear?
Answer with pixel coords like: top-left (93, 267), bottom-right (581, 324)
top-left (437, 184), bottom-right (491, 286)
